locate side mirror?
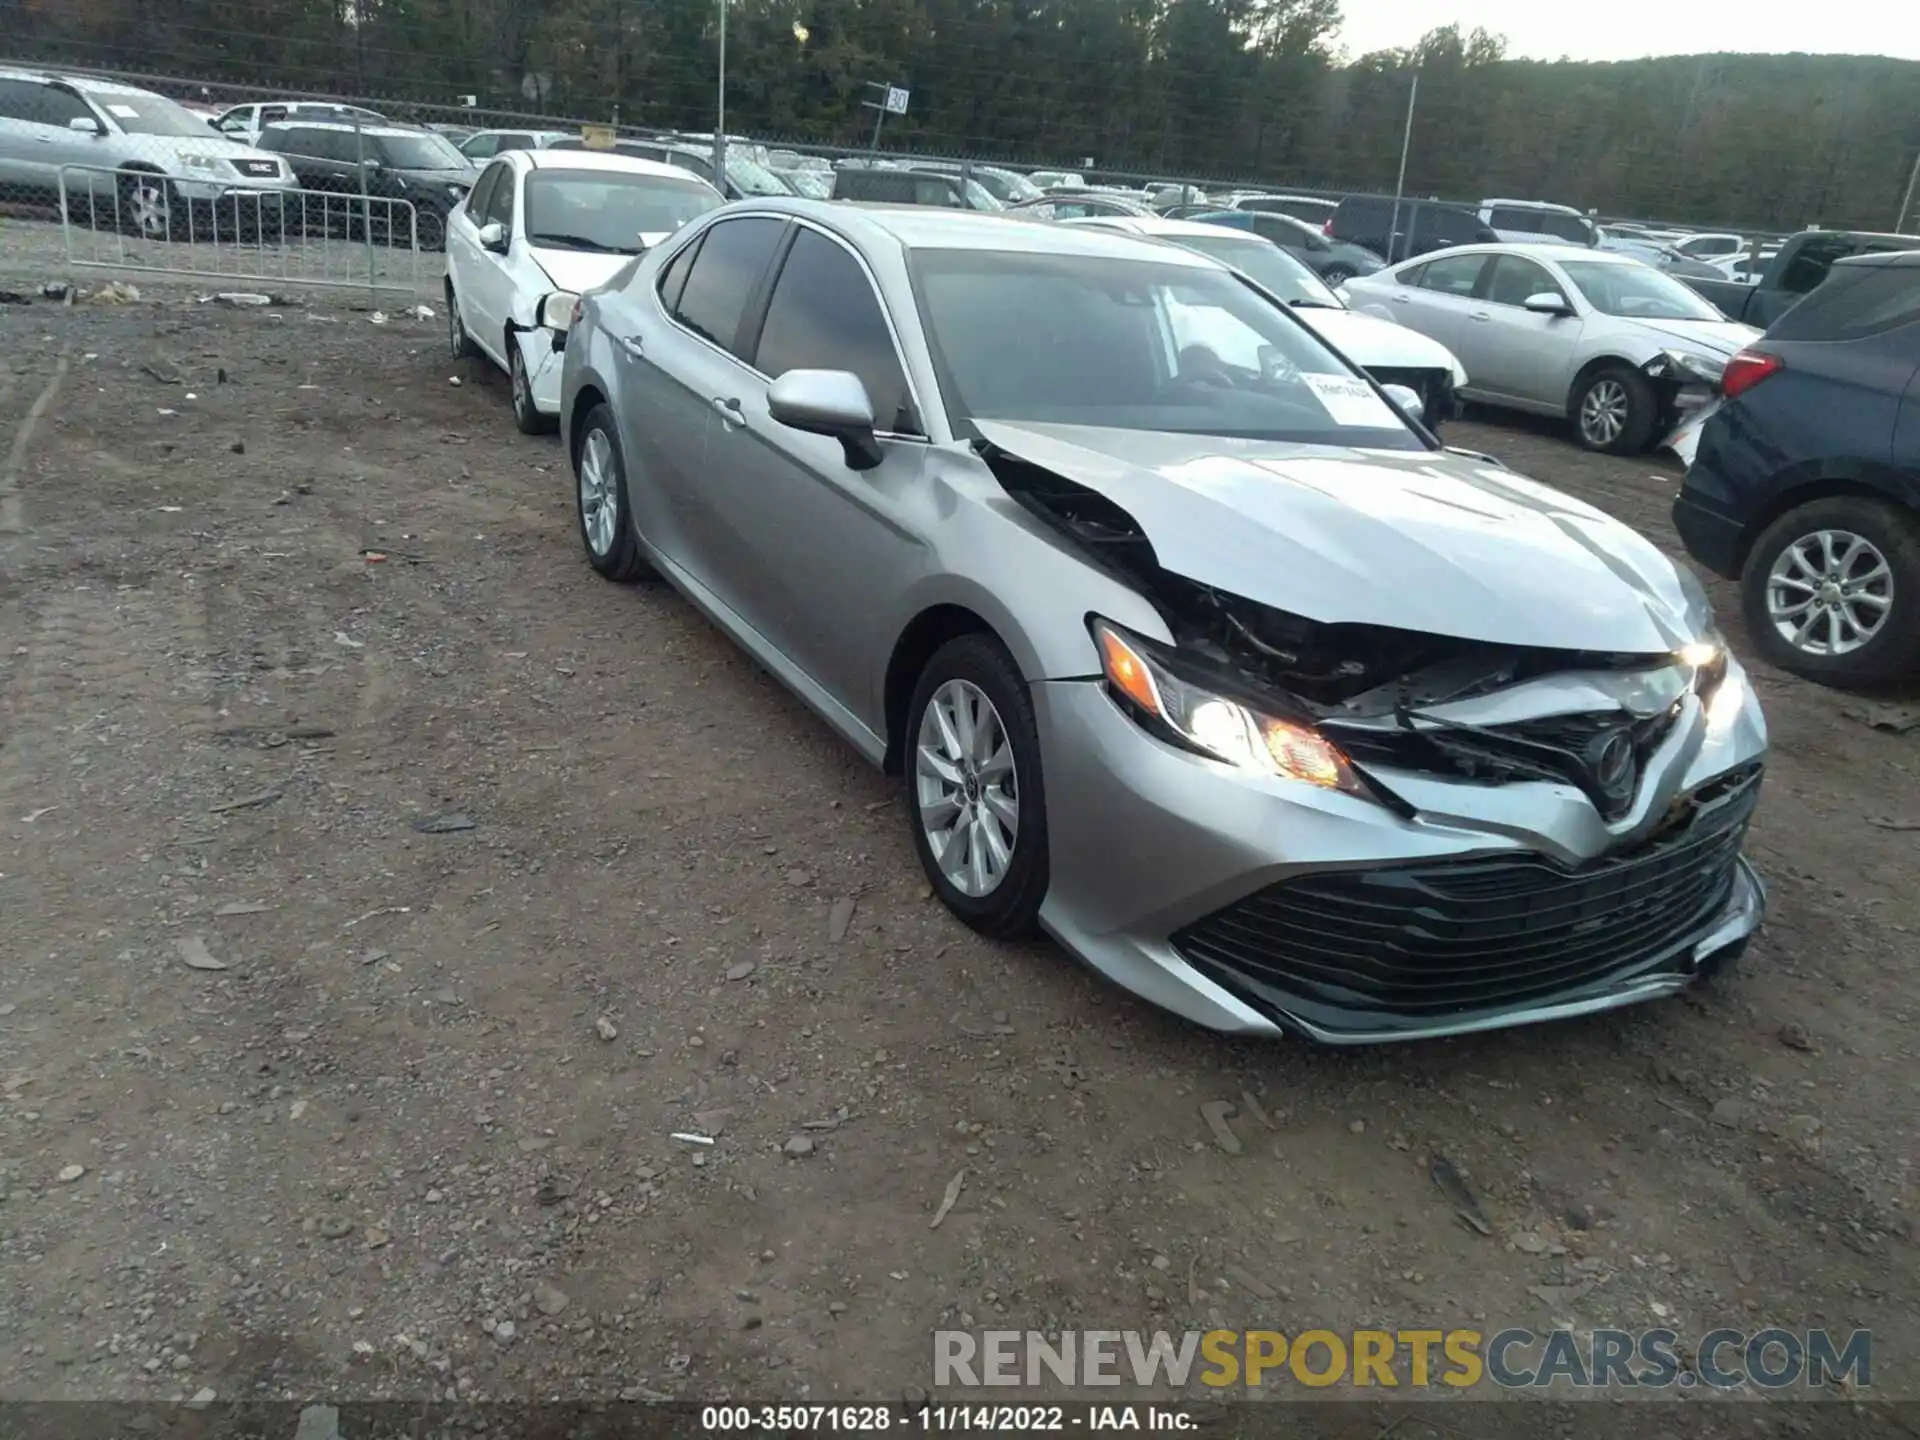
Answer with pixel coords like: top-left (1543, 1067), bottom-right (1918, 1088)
top-left (538, 291), bottom-right (579, 351)
top-left (1382, 384), bottom-right (1425, 420)
top-left (477, 221), bottom-right (508, 254)
top-left (767, 369), bottom-right (882, 471)
top-left (1523, 291), bottom-right (1572, 317)
top-left (68, 115), bottom-right (105, 136)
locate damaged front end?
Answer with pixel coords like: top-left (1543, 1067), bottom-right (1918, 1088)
top-left (986, 438), bottom-right (1766, 1041)
top-left (1643, 349), bottom-right (1726, 454)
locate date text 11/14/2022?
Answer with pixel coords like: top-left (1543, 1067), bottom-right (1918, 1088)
top-left (699, 1405), bottom-right (1196, 1430)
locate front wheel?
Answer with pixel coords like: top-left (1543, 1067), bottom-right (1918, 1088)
top-left (1571, 365), bottom-right (1658, 454)
top-left (446, 285), bottom-right (479, 360)
top-left (118, 171), bottom-right (174, 241)
top-left (1320, 263), bottom-right (1356, 284)
top-left (1739, 496), bottom-right (1920, 689)
top-left (510, 341), bottom-right (554, 435)
top-left (573, 404), bottom-right (654, 582)
top-left (903, 635), bottom-right (1049, 939)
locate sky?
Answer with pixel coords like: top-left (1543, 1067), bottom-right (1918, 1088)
top-left (1335, 0), bottom-right (1920, 63)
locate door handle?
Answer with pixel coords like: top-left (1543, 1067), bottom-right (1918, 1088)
top-left (616, 335), bottom-right (645, 359)
top-left (1391, 293), bottom-right (1409, 302)
top-left (710, 395), bottom-right (744, 425)
top-left (1470, 311), bottom-right (1491, 321)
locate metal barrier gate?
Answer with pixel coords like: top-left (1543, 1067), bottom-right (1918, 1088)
top-left (58, 164), bottom-right (430, 296)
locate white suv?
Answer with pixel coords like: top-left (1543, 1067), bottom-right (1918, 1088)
top-left (0, 70), bottom-right (296, 238)
top-left (1478, 198), bottom-right (1598, 247)
top-left (213, 100), bottom-right (387, 146)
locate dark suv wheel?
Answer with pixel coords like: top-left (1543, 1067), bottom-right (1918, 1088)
top-left (1739, 495), bottom-right (1920, 689)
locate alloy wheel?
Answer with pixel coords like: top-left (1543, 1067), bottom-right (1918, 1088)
top-left (1579, 378), bottom-right (1629, 448)
top-left (512, 350), bottom-right (534, 427)
top-left (1766, 528), bottom-right (1894, 657)
top-left (447, 299), bottom-right (465, 359)
top-left (126, 178), bottom-right (170, 240)
top-left (914, 679), bottom-right (1019, 899)
top-left (578, 428), bottom-right (618, 557)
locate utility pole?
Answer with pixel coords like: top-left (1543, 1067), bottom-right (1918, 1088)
top-left (1388, 70), bottom-right (1417, 263)
top-left (712, 0), bottom-right (727, 196)
top-left (1899, 146), bottom-right (1920, 234)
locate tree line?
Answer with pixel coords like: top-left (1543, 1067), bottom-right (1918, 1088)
top-left (11, 0), bottom-right (1920, 231)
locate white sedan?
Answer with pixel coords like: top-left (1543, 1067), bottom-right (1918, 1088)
top-left (444, 148), bottom-right (724, 433)
top-left (1060, 215), bottom-right (1469, 431)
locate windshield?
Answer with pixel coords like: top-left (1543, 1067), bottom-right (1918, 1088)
top-left (1562, 260), bottom-right (1726, 320)
top-left (1164, 233), bottom-right (1341, 308)
top-left (970, 169), bottom-right (1039, 203)
top-left (88, 91), bottom-right (219, 139)
top-left (911, 250), bottom-right (1421, 449)
top-left (378, 132), bottom-right (470, 170)
top-left (525, 171), bottom-right (722, 253)
top-left (963, 177), bottom-right (1004, 211)
top-left (726, 154), bottom-right (792, 196)
top-left (778, 169), bottom-right (832, 199)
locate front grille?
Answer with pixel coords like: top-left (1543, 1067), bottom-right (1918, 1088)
top-left (1174, 764), bottom-right (1760, 1029)
top-left (236, 160), bottom-right (280, 177)
top-left (1328, 703), bottom-right (1682, 821)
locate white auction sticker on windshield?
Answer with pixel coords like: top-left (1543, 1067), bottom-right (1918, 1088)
top-left (107, 104), bottom-right (140, 119)
top-left (1302, 372), bottom-right (1398, 427)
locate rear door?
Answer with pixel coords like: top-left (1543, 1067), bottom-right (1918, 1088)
top-left (1388, 250), bottom-right (1490, 361)
top-left (629, 215), bottom-right (788, 597)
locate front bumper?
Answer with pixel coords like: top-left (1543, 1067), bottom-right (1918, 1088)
top-left (1031, 661), bottom-right (1768, 1043)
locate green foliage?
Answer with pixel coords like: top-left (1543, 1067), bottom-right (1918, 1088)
top-left (12, 0), bottom-right (1919, 230)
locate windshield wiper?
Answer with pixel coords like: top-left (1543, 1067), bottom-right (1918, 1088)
top-left (528, 233), bottom-right (632, 253)
top-left (1289, 298), bottom-right (1340, 310)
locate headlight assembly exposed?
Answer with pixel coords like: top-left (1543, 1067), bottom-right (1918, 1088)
top-left (1091, 619), bottom-right (1364, 794)
top-left (1660, 349), bottom-right (1726, 387)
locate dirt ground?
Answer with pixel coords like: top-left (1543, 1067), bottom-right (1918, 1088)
top-left (1, 278), bottom-right (1915, 1427)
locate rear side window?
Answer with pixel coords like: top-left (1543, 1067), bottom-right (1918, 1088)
top-left (656, 234), bottom-right (702, 312)
top-left (1777, 235), bottom-right (1856, 296)
top-left (1419, 206), bottom-right (1489, 246)
top-left (1415, 253), bottom-right (1488, 296)
top-left (1767, 265), bottom-right (1920, 342)
top-left (671, 217), bottom-right (785, 356)
top-left (752, 228), bottom-right (918, 434)
top-left (464, 133), bottom-right (499, 159)
top-left (912, 177), bottom-right (959, 207)
top-left (1276, 199), bottom-right (1333, 223)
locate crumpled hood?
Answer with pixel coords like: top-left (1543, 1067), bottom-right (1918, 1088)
top-left (1293, 307), bottom-right (1468, 387)
top-left (528, 247), bottom-right (639, 295)
top-left (975, 420), bottom-right (1708, 653)
top-left (1630, 317), bottom-right (1759, 356)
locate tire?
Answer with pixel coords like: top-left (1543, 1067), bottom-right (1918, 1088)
top-left (510, 340), bottom-right (554, 435)
top-left (573, 403), bottom-right (653, 581)
top-left (903, 634), bottom-right (1049, 940)
top-left (415, 207), bottom-right (446, 251)
top-left (1321, 263), bottom-right (1356, 284)
top-left (1738, 496), bottom-right (1920, 690)
top-left (446, 284), bottom-right (479, 361)
top-left (117, 170), bottom-right (174, 241)
top-left (1570, 364), bottom-right (1658, 454)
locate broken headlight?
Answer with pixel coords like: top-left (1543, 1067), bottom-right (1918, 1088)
top-left (1659, 349), bottom-right (1726, 387)
top-left (1091, 619), bottom-right (1364, 794)
top-left (1676, 631), bottom-right (1728, 700)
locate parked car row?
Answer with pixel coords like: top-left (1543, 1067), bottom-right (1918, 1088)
top-left (468, 192), bottom-right (1771, 1046)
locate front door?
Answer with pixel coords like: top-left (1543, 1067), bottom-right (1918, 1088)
top-left (1458, 253), bottom-right (1582, 407)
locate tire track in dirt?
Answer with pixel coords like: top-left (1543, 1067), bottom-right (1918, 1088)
top-left (0, 347), bottom-right (69, 535)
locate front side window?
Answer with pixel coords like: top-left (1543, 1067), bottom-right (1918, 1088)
top-left (910, 249), bottom-right (1423, 450)
top-left (1560, 260), bottom-right (1725, 321)
top-left (465, 162), bottom-right (505, 222)
top-left (754, 229), bottom-right (918, 434)
top-left (2, 83), bottom-right (95, 128)
top-left (1483, 255), bottom-right (1561, 308)
top-left (480, 164), bottom-right (514, 230)
top-left (523, 170), bottom-right (722, 254)
top-left (671, 217), bottom-right (786, 356)
top-left (464, 133), bottom-right (499, 159)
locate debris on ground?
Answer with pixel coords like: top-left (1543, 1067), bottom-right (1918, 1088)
top-left (369, 311), bottom-right (390, 325)
top-left (532, 1281), bottom-right (570, 1316)
top-left (725, 960), bottom-right (757, 982)
top-left (411, 812), bottom-right (476, 834)
top-left (208, 788), bottom-right (281, 814)
top-left (594, 1016), bottom-right (618, 1041)
top-left (1845, 703), bottom-right (1920, 734)
top-left (201, 292), bottom-right (273, 307)
top-left (828, 895), bottom-right (857, 942)
top-left (175, 936), bottom-right (229, 972)
top-left (1710, 1096), bottom-right (1752, 1129)
top-left (1198, 1100), bottom-right (1242, 1155)
top-left (671, 1133), bottom-right (715, 1147)
top-left (90, 281), bottom-right (140, 304)
top-left (929, 1168), bottom-right (966, 1229)
top-left (41, 282), bottom-right (71, 302)
top-left (1867, 816), bottom-right (1920, 831)
top-left (410, 305), bottom-right (435, 321)
top-left (57, 1164), bottom-right (85, 1183)
top-left (214, 901), bottom-right (271, 916)
top-left (0, 290), bottom-right (30, 305)
top-left (1239, 1091), bottom-right (1275, 1130)
top-left (1430, 1155), bottom-right (1494, 1236)
top-left (783, 1136), bottom-right (816, 1158)
top-left (1778, 1020), bottom-right (1816, 1052)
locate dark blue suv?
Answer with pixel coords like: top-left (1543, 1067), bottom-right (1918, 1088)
top-left (1673, 250), bottom-right (1920, 688)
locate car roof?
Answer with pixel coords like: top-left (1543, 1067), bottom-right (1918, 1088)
top-left (263, 121), bottom-right (436, 138)
top-left (1398, 243), bottom-right (1618, 265)
top-left (1067, 214), bottom-right (1265, 241)
top-left (1833, 248), bottom-right (1920, 270)
top-left (740, 197), bottom-right (1215, 263)
top-left (1481, 198), bottom-right (1584, 214)
top-left (520, 149), bottom-right (696, 182)
top-left (0, 69), bottom-right (168, 98)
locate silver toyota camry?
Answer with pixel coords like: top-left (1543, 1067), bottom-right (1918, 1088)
top-left (554, 198), bottom-right (1769, 1044)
